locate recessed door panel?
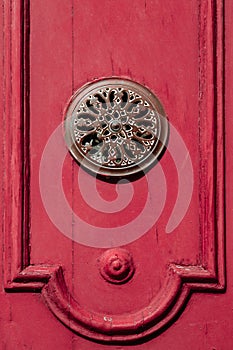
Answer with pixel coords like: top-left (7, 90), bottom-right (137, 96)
top-left (2, 0), bottom-right (225, 347)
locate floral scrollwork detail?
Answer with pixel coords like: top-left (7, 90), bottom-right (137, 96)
top-left (65, 78), bottom-right (168, 177)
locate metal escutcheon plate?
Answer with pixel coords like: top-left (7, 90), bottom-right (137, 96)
top-left (64, 78), bottom-right (169, 178)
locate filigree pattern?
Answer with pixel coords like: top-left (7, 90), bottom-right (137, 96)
top-left (65, 79), bottom-right (168, 176)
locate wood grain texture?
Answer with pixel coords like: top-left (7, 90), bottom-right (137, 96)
top-left (2, 0), bottom-right (226, 347)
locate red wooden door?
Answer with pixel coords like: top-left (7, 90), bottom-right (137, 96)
top-left (1, 0), bottom-right (232, 349)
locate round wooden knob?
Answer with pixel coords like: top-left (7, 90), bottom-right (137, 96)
top-left (98, 248), bottom-right (135, 284)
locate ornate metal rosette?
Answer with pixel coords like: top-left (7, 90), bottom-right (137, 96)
top-left (64, 78), bottom-right (168, 177)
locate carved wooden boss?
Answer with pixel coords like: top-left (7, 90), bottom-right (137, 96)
top-left (4, 0), bottom-right (224, 345)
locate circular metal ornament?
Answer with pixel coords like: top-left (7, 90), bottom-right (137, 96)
top-left (64, 78), bottom-right (168, 177)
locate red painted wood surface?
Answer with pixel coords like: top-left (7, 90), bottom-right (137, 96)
top-left (0, 0), bottom-right (232, 349)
